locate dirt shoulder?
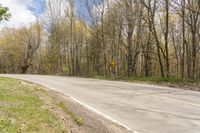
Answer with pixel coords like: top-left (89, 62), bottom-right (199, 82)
top-left (45, 89), bottom-right (132, 133)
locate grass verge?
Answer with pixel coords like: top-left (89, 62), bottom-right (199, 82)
top-left (0, 77), bottom-right (81, 133)
top-left (94, 76), bottom-right (200, 91)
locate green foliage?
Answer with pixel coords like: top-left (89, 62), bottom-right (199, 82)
top-left (0, 23), bottom-right (43, 73)
top-left (0, 5), bottom-right (11, 21)
top-left (75, 117), bottom-right (84, 126)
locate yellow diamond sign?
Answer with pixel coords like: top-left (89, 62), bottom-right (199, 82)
top-left (111, 60), bottom-right (116, 68)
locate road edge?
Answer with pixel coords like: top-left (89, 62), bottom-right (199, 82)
top-left (2, 76), bottom-right (138, 133)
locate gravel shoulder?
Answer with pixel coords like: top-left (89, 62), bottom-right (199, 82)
top-left (45, 87), bottom-right (132, 133)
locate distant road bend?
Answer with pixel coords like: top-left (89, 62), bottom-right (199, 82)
top-left (1, 74), bottom-right (200, 133)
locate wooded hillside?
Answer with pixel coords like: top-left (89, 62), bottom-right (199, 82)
top-left (0, 0), bottom-right (200, 79)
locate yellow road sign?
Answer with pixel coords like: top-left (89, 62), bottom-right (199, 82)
top-left (111, 60), bottom-right (116, 68)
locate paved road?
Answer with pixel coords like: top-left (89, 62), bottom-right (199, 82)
top-left (1, 74), bottom-right (200, 133)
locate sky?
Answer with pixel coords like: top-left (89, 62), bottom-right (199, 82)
top-left (0, 0), bottom-right (102, 29)
top-left (0, 0), bottom-right (45, 29)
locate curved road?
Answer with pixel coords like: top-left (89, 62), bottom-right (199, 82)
top-left (1, 74), bottom-right (200, 133)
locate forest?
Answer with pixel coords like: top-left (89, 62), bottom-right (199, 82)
top-left (0, 0), bottom-right (200, 79)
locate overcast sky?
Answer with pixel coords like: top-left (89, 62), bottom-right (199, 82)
top-left (0, 0), bottom-right (45, 29)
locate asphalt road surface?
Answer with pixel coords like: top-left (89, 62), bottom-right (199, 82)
top-left (1, 74), bottom-right (200, 133)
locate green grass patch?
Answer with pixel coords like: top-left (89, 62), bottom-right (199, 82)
top-left (94, 76), bottom-right (200, 87)
top-left (0, 77), bottom-right (66, 133)
top-left (123, 77), bottom-right (200, 84)
top-left (57, 102), bottom-right (83, 126)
